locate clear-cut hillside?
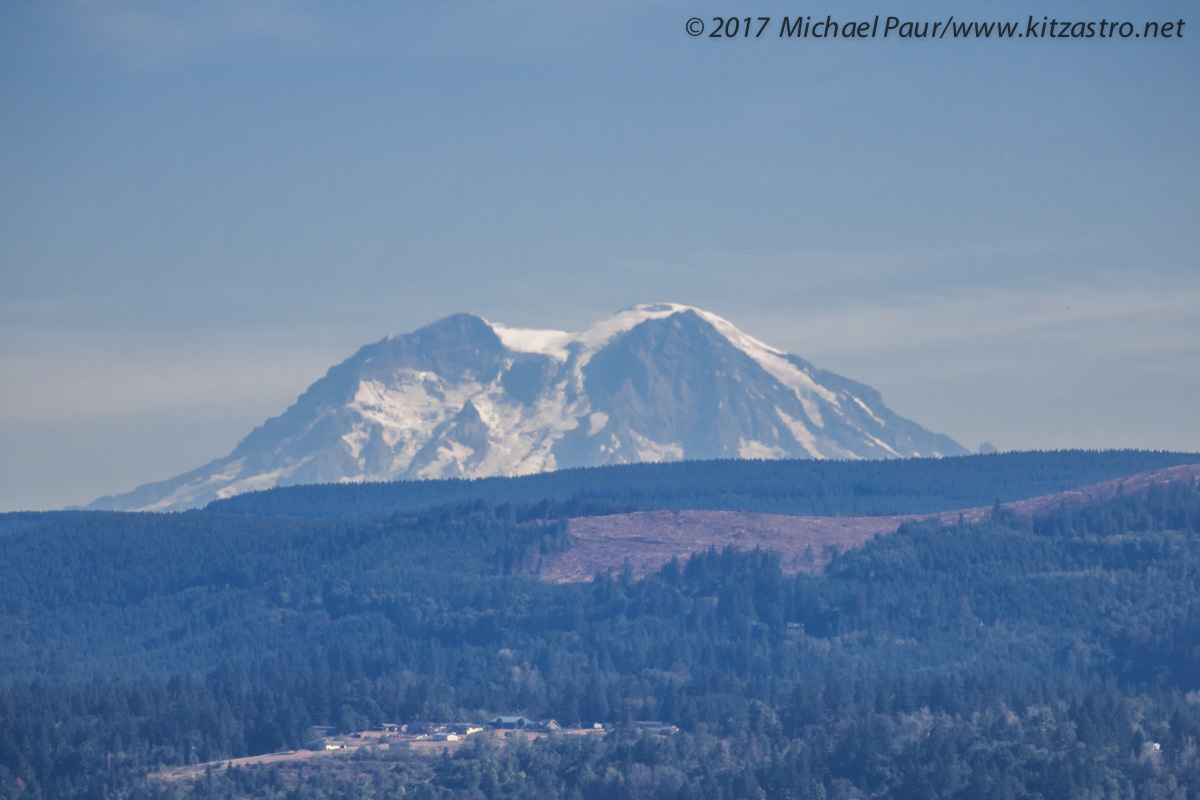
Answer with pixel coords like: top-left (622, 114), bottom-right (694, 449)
top-left (89, 303), bottom-right (968, 511)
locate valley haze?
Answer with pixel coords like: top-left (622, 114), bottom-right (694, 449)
top-left (90, 303), bottom-right (968, 512)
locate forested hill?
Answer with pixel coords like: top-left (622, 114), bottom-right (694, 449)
top-left (204, 449), bottom-right (1200, 519)
top-left (1, 469), bottom-right (1200, 798)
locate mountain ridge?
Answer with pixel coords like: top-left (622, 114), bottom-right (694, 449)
top-left (90, 303), bottom-right (968, 511)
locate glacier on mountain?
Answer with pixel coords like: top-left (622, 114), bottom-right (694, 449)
top-left (88, 303), bottom-right (967, 511)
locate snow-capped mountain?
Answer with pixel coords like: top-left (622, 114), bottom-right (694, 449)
top-left (89, 303), bottom-right (968, 511)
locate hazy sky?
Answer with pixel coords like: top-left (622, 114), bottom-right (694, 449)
top-left (2, 1), bottom-right (1197, 511)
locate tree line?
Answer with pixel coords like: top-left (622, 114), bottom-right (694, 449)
top-left (0, 465), bottom-right (1198, 797)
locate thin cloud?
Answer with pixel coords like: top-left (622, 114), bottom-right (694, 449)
top-left (60, 0), bottom-right (656, 66)
top-left (64, 0), bottom-right (320, 65)
top-left (615, 238), bottom-right (1110, 290)
top-left (0, 329), bottom-right (343, 422)
top-left (771, 281), bottom-right (1200, 358)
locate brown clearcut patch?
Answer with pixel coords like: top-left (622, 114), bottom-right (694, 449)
top-left (540, 464), bottom-right (1200, 582)
top-left (541, 510), bottom-right (921, 581)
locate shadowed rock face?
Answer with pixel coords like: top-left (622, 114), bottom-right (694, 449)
top-left (89, 304), bottom-right (968, 511)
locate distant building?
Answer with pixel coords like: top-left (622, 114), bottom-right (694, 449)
top-left (304, 738), bottom-right (346, 751)
top-left (489, 716), bottom-right (534, 729)
top-left (431, 732), bottom-right (459, 742)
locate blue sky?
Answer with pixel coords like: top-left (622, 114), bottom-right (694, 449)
top-left (1, 1), bottom-right (1197, 510)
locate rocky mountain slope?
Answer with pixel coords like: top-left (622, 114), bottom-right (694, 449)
top-left (90, 303), bottom-right (967, 511)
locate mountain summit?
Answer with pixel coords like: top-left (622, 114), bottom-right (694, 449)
top-left (90, 304), bottom-right (967, 511)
